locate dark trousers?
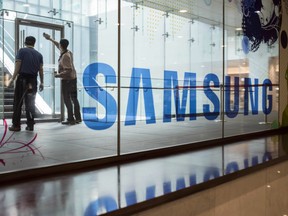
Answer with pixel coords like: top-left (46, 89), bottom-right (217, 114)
top-left (12, 76), bottom-right (37, 127)
top-left (62, 79), bottom-right (81, 121)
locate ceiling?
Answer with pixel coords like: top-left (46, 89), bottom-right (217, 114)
top-left (124, 0), bottom-right (243, 30)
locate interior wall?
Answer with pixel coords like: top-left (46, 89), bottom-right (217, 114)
top-left (279, 0), bottom-right (288, 126)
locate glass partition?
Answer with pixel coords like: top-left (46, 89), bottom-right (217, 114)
top-left (120, 1), bottom-right (225, 154)
top-left (0, 16), bottom-right (3, 119)
top-left (223, 0), bottom-right (279, 137)
top-left (0, 0), bottom-right (281, 174)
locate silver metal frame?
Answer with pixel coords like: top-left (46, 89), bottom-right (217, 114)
top-left (15, 18), bottom-right (65, 121)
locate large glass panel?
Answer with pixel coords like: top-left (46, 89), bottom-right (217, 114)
top-left (0, 1), bottom-right (118, 173)
top-left (0, 0), bottom-right (282, 175)
top-left (121, 2), bottom-right (166, 153)
top-left (223, 0), bottom-right (280, 137)
top-left (120, 147), bottom-right (223, 209)
top-left (1, 11), bottom-right (17, 120)
top-left (81, 0), bottom-right (118, 154)
top-left (121, 0), bottom-right (224, 154)
top-left (0, 16), bottom-right (4, 119)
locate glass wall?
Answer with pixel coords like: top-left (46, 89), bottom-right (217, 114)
top-left (223, 0), bottom-right (280, 137)
top-left (120, 1), bottom-right (226, 153)
top-left (0, 0), bottom-right (280, 172)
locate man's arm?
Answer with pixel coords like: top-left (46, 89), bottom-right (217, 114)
top-left (7, 60), bottom-right (21, 86)
top-left (39, 64), bottom-right (44, 92)
top-left (43, 33), bottom-right (60, 49)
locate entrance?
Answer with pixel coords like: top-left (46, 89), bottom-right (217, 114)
top-left (15, 18), bottom-right (65, 121)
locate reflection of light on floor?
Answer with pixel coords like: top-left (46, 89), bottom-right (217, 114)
top-left (35, 94), bottom-right (52, 114)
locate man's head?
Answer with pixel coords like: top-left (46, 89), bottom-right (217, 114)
top-left (25, 36), bottom-right (36, 46)
top-left (60, 39), bottom-right (69, 50)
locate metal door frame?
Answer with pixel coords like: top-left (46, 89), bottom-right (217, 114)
top-left (15, 18), bottom-right (65, 121)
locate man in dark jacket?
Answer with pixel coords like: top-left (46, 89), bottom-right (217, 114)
top-left (8, 36), bottom-right (44, 131)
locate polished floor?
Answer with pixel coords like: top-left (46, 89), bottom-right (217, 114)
top-left (0, 132), bottom-right (287, 215)
top-left (135, 160), bottom-right (288, 216)
top-left (0, 113), bottom-right (274, 173)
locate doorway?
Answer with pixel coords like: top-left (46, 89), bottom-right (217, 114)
top-left (15, 18), bottom-right (65, 121)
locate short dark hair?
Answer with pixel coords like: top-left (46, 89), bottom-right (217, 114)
top-left (25, 36), bottom-right (36, 46)
top-left (60, 39), bottom-right (69, 49)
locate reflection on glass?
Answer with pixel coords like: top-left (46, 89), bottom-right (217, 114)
top-left (0, 134), bottom-right (286, 215)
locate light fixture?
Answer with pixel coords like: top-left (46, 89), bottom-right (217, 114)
top-left (179, 9), bottom-right (187, 13)
top-left (23, 4), bottom-right (30, 7)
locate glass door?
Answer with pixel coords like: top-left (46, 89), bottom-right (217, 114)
top-left (15, 18), bottom-right (64, 121)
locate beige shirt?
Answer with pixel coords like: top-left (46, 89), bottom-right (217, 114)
top-left (58, 50), bottom-right (77, 80)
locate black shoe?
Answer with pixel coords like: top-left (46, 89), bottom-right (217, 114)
top-left (25, 126), bottom-right (34, 131)
top-left (61, 121), bottom-right (75, 125)
top-left (9, 125), bottom-right (21, 132)
top-left (75, 119), bottom-right (82, 124)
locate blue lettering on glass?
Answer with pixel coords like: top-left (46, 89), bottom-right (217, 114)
top-left (146, 185), bottom-right (156, 200)
top-left (125, 190), bottom-right (137, 206)
top-left (82, 63), bottom-right (117, 130)
top-left (262, 79), bottom-right (272, 115)
top-left (163, 70), bottom-right (178, 122)
top-left (225, 76), bottom-right (239, 118)
top-left (225, 161), bottom-right (239, 174)
top-left (163, 71), bottom-right (197, 122)
top-left (262, 152), bottom-right (272, 162)
top-left (163, 181), bottom-right (172, 194)
top-left (84, 196), bottom-right (118, 216)
top-left (244, 78), bottom-right (259, 115)
top-left (252, 156), bottom-right (259, 166)
top-left (189, 174), bottom-right (196, 186)
top-left (82, 63), bottom-right (274, 130)
top-left (244, 158), bottom-right (249, 168)
top-left (176, 177), bottom-right (186, 190)
top-left (203, 167), bottom-right (220, 182)
top-left (125, 185), bottom-right (157, 206)
top-left (84, 152), bottom-right (273, 214)
top-left (125, 68), bottom-right (156, 125)
top-left (183, 72), bottom-right (197, 121)
top-left (203, 73), bottom-right (220, 120)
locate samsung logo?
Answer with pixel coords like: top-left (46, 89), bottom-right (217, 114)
top-left (84, 151), bottom-right (272, 215)
top-left (82, 63), bottom-right (273, 130)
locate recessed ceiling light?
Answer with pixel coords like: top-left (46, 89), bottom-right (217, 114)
top-left (23, 4), bottom-right (30, 7)
top-left (179, 9), bottom-right (187, 13)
